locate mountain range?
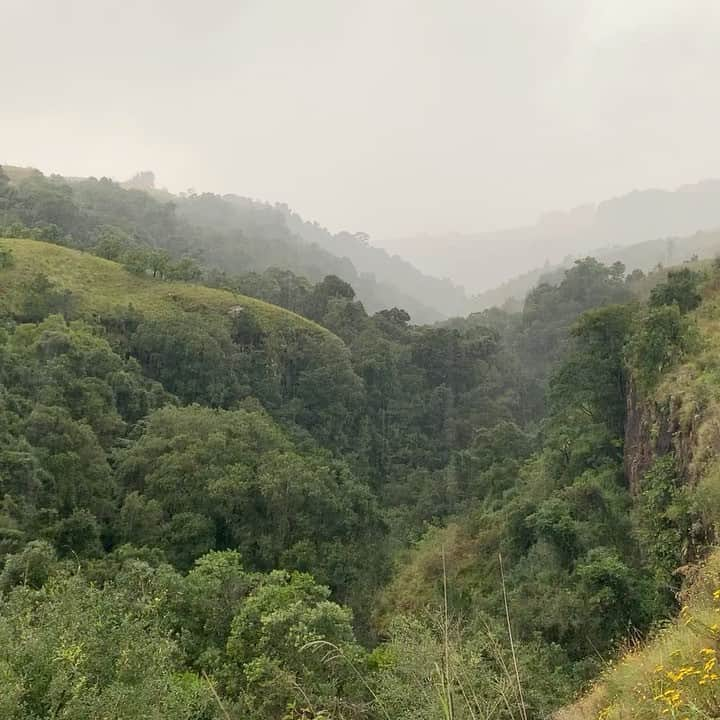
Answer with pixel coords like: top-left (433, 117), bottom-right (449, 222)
top-left (391, 179), bottom-right (720, 302)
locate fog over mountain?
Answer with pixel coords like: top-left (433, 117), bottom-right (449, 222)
top-left (396, 179), bottom-right (720, 294)
top-left (5, 0), bottom-right (720, 260)
top-left (8, 2), bottom-right (720, 717)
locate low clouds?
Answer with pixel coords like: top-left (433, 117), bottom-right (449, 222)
top-left (3, 0), bottom-right (720, 247)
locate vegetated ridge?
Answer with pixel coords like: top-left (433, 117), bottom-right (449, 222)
top-left (473, 227), bottom-right (720, 312)
top-left (2, 164), bottom-right (465, 322)
top-left (0, 237), bottom-right (335, 339)
top-left (558, 264), bottom-right (720, 719)
top-left (4, 161), bottom-right (720, 718)
top-left (395, 179), bottom-right (720, 296)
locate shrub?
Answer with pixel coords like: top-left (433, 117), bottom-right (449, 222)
top-left (0, 247), bottom-right (13, 269)
top-left (627, 305), bottom-right (699, 391)
top-left (649, 267), bottom-right (703, 314)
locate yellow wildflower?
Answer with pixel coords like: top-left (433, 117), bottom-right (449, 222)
top-left (666, 665), bottom-right (700, 682)
top-left (654, 687), bottom-right (682, 708)
top-left (597, 706), bottom-right (612, 720)
top-left (699, 671), bottom-right (719, 684)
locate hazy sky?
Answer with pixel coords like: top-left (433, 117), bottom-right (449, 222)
top-left (4, 0), bottom-right (720, 250)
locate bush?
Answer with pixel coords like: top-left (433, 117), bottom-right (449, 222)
top-left (0, 247), bottom-right (13, 269)
top-left (632, 455), bottom-right (690, 609)
top-left (0, 573), bottom-right (217, 718)
top-left (0, 540), bottom-right (56, 592)
top-left (0, 222), bottom-right (32, 239)
top-left (627, 305), bottom-right (699, 390)
top-left (16, 273), bottom-right (76, 322)
top-left (649, 267), bottom-right (703, 314)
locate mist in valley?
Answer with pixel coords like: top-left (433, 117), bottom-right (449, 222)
top-left (5, 3), bottom-right (720, 719)
top-left (5, 0), bottom-right (720, 304)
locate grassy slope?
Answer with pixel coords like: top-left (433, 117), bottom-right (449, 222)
top-left (556, 551), bottom-right (720, 720)
top-left (0, 237), bottom-right (339, 343)
top-left (557, 278), bottom-right (720, 720)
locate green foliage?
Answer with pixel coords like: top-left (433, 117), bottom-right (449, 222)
top-left (172, 550), bottom-right (252, 667)
top-left (168, 255), bottom-right (203, 281)
top-left (693, 460), bottom-right (720, 532)
top-left (0, 547), bottom-right (373, 719)
top-left (130, 313), bottom-right (247, 406)
top-left (0, 573), bottom-right (217, 719)
top-left (48, 508), bottom-right (104, 558)
top-left (373, 611), bottom-right (573, 719)
top-left (649, 267), bottom-right (703, 313)
top-left (0, 165), bottom-right (455, 322)
top-left (0, 238), bottom-right (367, 452)
top-left (0, 314), bottom-right (168, 559)
top-left (17, 273), bottom-right (76, 322)
top-left (225, 570), bottom-right (364, 717)
top-left (90, 224), bottom-right (134, 260)
top-left (519, 258), bottom-right (632, 395)
top-left (632, 455), bottom-right (692, 608)
top-left (0, 203), bottom-right (716, 719)
top-left (0, 540), bottom-right (56, 592)
top-left (0, 247), bottom-right (13, 269)
top-left (114, 405), bottom-right (385, 602)
top-left (627, 304), bottom-right (699, 390)
top-left (551, 304), bottom-right (634, 435)
top-left (378, 285), bottom-right (688, 695)
top-left (121, 246), bottom-right (154, 274)
top-left (573, 547), bottom-right (652, 642)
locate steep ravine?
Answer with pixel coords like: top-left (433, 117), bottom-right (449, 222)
top-left (557, 291), bottom-right (720, 719)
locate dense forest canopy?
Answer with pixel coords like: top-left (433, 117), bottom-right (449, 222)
top-left (1, 162), bottom-right (720, 719)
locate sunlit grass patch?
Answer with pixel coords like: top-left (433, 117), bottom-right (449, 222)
top-left (0, 236), bottom-right (338, 342)
top-left (558, 551), bottom-right (720, 720)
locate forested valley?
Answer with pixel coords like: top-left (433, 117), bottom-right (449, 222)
top-left (2, 165), bottom-right (720, 719)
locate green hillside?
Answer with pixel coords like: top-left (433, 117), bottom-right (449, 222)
top-left (0, 237), bottom-right (336, 340)
top-left (4, 233), bottom-right (720, 717)
top-left (0, 164), bottom-right (455, 323)
top-left (556, 277), bottom-right (720, 719)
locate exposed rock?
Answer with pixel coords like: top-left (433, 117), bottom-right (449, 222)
top-left (623, 379), bottom-right (675, 495)
top-left (624, 376), bottom-right (712, 495)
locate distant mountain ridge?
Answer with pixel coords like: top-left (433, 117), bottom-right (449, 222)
top-left (1, 165), bottom-right (465, 323)
top-left (9, 164), bottom-right (720, 323)
top-left (279, 206), bottom-right (468, 317)
top-left (472, 227), bottom-right (720, 312)
top-left (391, 178), bottom-right (720, 295)
top-left (131, 172), bottom-right (470, 321)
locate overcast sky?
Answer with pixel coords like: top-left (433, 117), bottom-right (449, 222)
top-left (3, 0), bottom-right (720, 250)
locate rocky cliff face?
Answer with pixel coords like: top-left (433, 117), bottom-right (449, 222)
top-left (624, 376), bottom-right (714, 573)
top-left (624, 379), bottom-right (673, 495)
top-left (623, 378), bottom-right (709, 495)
